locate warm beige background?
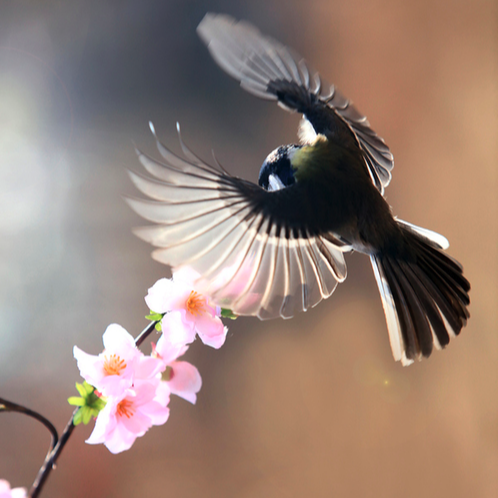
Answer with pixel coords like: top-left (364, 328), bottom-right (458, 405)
top-left (1, 1), bottom-right (497, 497)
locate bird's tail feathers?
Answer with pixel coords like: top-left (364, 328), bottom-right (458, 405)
top-left (370, 221), bottom-right (470, 366)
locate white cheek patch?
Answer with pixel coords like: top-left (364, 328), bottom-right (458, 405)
top-left (268, 174), bottom-right (286, 191)
top-left (298, 116), bottom-right (317, 144)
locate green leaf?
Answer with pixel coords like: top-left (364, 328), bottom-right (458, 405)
top-left (94, 398), bottom-right (106, 411)
top-left (73, 409), bottom-right (83, 426)
top-left (221, 308), bottom-right (238, 320)
top-left (75, 382), bottom-right (87, 397)
top-left (146, 311), bottom-right (164, 321)
top-left (82, 407), bottom-right (93, 425)
top-left (68, 381), bottom-right (106, 424)
top-left (154, 322), bottom-right (162, 332)
top-left (67, 396), bottom-right (85, 406)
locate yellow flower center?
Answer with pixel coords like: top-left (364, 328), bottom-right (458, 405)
top-left (186, 290), bottom-right (205, 316)
top-left (103, 353), bottom-right (127, 376)
top-left (116, 399), bottom-right (135, 419)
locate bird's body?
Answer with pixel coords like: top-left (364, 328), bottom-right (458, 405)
top-left (285, 136), bottom-right (398, 252)
top-left (127, 13), bottom-right (470, 365)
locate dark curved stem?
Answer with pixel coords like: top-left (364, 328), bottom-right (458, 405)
top-left (29, 409), bottom-right (78, 498)
top-left (0, 398), bottom-right (59, 453)
top-left (0, 398), bottom-right (59, 498)
top-left (135, 319), bottom-right (159, 348)
top-left (23, 319), bottom-right (159, 497)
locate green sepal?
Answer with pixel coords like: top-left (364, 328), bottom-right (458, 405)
top-left (67, 396), bottom-right (85, 406)
top-left (75, 381), bottom-right (93, 398)
top-left (81, 406), bottom-right (93, 425)
top-left (145, 311), bottom-right (164, 322)
top-left (73, 409), bottom-right (83, 426)
top-left (68, 381), bottom-right (106, 425)
top-left (154, 322), bottom-right (162, 332)
top-left (221, 308), bottom-right (238, 320)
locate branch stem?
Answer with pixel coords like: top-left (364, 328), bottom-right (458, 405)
top-left (135, 319), bottom-right (159, 348)
top-left (29, 409), bottom-right (78, 498)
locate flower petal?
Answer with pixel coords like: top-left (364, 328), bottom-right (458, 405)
top-left (11, 489), bottom-right (27, 498)
top-left (194, 314), bottom-right (227, 349)
top-left (145, 278), bottom-right (177, 313)
top-left (167, 361), bottom-right (202, 404)
top-left (120, 408), bottom-right (152, 434)
top-left (96, 374), bottom-right (134, 398)
top-left (86, 398), bottom-right (119, 445)
top-left (140, 400), bottom-right (170, 426)
top-left (103, 422), bottom-right (138, 454)
top-left (135, 356), bottom-right (164, 380)
top-left (102, 324), bottom-right (136, 352)
top-left (155, 333), bottom-right (189, 365)
top-left (145, 278), bottom-right (192, 313)
top-left (154, 381), bottom-right (171, 407)
top-left (73, 346), bottom-right (105, 386)
top-left (161, 311), bottom-right (196, 346)
top-left (199, 325), bottom-right (228, 349)
top-left (0, 480), bottom-right (27, 498)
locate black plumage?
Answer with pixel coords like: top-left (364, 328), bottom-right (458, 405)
top-left (127, 13), bottom-right (470, 365)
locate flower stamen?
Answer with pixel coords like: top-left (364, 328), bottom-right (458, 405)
top-left (116, 399), bottom-right (135, 419)
top-left (103, 353), bottom-right (127, 376)
top-left (186, 290), bottom-right (205, 316)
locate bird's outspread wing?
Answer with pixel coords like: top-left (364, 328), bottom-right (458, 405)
top-left (197, 13), bottom-right (394, 194)
top-left (127, 125), bottom-right (349, 319)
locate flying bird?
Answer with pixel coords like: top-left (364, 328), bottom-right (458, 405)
top-left (127, 13), bottom-right (470, 365)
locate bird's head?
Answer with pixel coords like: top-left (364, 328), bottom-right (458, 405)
top-left (258, 144), bottom-right (302, 191)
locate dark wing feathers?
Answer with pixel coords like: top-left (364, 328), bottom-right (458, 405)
top-left (127, 128), bottom-right (349, 319)
top-left (197, 13), bottom-right (394, 194)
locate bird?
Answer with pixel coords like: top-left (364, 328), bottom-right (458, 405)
top-left (126, 13), bottom-right (470, 366)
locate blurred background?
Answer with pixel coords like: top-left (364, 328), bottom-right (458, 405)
top-left (0, 0), bottom-right (496, 496)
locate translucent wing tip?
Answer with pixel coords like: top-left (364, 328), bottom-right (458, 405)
top-left (197, 13), bottom-right (235, 46)
top-left (149, 121), bottom-right (156, 137)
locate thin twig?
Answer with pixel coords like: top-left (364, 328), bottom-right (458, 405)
top-left (0, 398), bottom-right (59, 451)
top-left (29, 409), bottom-right (78, 498)
top-left (135, 320), bottom-right (159, 348)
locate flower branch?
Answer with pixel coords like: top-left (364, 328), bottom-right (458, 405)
top-left (25, 319), bottom-right (163, 497)
top-left (2, 270), bottom-right (233, 497)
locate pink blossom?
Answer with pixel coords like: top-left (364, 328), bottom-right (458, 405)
top-left (86, 380), bottom-right (170, 454)
top-left (153, 334), bottom-right (202, 404)
top-left (73, 324), bottom-right (163, 397)
top-left (159, 310), bottom-right (196, 346)
top-left (0, 480), bottom-right (26, 498)
top-left (145, 269), bottom-right (227, 349)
